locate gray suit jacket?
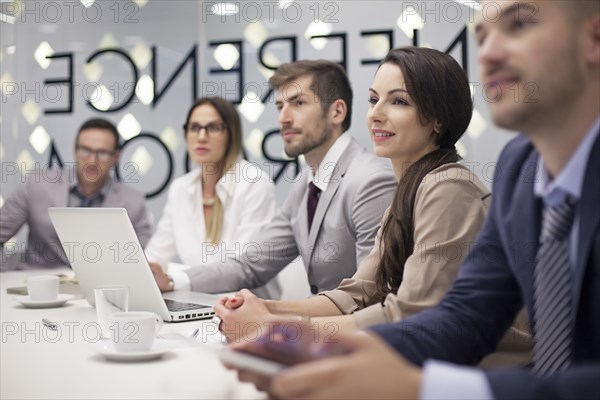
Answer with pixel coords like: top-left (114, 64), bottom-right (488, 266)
top-left (0, 170), bottom-right (152, 270)
top-left (185, 137), bottom-right (397, 294)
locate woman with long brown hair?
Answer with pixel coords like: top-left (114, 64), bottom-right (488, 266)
top-left (216, 48), bottom-right (529, 363)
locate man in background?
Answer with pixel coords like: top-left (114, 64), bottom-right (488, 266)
top-left (1, 118), bottom-right (152, 271)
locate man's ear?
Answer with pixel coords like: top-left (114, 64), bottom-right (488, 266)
top-left (329, 99), bottom-right (347, 126)
top-left (584, 14), bottom-right (600, 66)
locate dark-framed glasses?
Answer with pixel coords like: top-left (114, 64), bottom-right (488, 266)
top-left (75, 145), bottom-right (116, 161)
top-left (184, 122), bottom-right (227, 137)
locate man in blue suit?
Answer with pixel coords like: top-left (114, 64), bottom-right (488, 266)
top-left (226, 1), bottom-right (600, 398)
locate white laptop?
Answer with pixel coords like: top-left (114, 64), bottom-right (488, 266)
top-left (48, 207), bottom-right (218, 322)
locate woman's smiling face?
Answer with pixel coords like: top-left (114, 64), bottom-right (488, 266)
top-left (366, 62), bottom-right (439, 170)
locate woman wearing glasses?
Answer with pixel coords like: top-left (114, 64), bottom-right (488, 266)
top-left (146, 97), bottom-right (278, 296)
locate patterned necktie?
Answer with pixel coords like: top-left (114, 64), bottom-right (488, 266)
top-left (307, 182), bottom-right (321, 231)
top-left (532, 199), bottom-right (576, 375)
top-left (71, 186), bottom-right (103, 207)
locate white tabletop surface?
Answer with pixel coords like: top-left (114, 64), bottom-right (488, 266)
top-left (0, 269), bottom-right (264, 399)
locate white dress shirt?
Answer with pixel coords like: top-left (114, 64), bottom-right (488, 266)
top-left (307, 133), bottom-right (351, 192)
top-left (144, 159), bottom-right (278, 290)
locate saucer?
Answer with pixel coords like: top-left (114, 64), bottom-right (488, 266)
top-left (13, 294), bottom-right (73, 308)
top-left (92, 338), bottom-right (172, 362)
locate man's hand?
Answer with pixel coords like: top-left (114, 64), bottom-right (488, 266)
top-left (149, 262), bottom-right (173, 292)
top-left (270, 332), bottom-right (422, 399)
top-left (222, 319), bottom-right (320, 394)
top-left (223, 320), bottom-right (422, 399)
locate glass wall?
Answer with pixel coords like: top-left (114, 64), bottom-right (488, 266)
top-left (0, 0), bottom-right (510, 224)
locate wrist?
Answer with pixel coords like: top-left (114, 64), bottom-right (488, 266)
top-left (297, 315), bottom-right (311, 324)
top-left (165, 275), bottom-right (174, 292)
top-left (406, 365), bottom-right (423, 399)
top-left (264, 312), bottom-right (280, 325)
top-left (263, 299), bottom-right (276, 313)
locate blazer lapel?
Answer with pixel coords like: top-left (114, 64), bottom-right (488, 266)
top-left (290, 171), bottom-right (311, 264)
top-left (508, 150), bottom-right (542, 310)
top-left (57, 172), bottom-right (72, 206)
top-left (573, 131), bottom-right (600, 316)
top-left (305, 140), bottom-right (358, 267)
top-left (296, 184), bottom-right (310, 264)
top-left (306, 167), bottom-right (343, 248)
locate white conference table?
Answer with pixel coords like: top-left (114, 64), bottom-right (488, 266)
top-left (0, 269), bottom-right (264, 399)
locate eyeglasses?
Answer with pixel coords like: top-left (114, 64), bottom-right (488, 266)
top-left (75, 145), bottom-right (116, 161)
top-left (184, 122), bottom-right (227, 137)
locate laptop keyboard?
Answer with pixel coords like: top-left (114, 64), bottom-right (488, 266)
top-left (164, 298), bottom-right (209, 312)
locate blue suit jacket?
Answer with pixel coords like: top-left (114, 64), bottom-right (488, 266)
top-left (371, 133), bottom-right (600, 399)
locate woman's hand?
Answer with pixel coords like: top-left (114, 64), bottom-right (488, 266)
top-left (214, 289), bottom-right (276, 342)
top-left (149, 262), bottom-right (173, 292)
top-left (222, 293), bottom-right (245, 309)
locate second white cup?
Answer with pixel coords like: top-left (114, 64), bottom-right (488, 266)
top-left (27, 275), bottom-right (59, 301)
top-left (108, 311), bottom-right (163, 352)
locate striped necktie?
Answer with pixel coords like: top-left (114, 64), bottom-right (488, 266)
top-left (71, 186), bottom-right (104, 207)
top-left (532, 199), bottom-right (576, 375)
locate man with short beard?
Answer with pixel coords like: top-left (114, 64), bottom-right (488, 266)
top-left (176, 60), bottom-right (396, 296)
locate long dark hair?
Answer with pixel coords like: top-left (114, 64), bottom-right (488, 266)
top-left (373, 47), bottom-right (473, 304)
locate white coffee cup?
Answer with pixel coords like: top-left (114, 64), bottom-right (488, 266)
top-left (108, 311), bottom-right (162, 352)
top-left (27, 275), bottom-right (59, 301)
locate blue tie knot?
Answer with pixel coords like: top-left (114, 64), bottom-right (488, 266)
top-left (540, 200), bottom-right (575, 242)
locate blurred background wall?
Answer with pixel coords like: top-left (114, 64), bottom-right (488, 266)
top-left (0, 1), bottom-right (516, 279)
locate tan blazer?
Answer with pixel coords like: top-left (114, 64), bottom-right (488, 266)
top-left (320, 163), bottom-right (491, 323)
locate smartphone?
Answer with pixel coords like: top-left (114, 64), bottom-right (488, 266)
top-left (219, 323), bottom-right (351, 377)
top-left (219, 348), bottom-right (287, 377)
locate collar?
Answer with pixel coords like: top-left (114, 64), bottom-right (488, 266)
top-left (307, 134), bottom-right (351, 193)
top-left (70, 174), bottom-right (113, 198)
top-left (186, 163), bottom-right (237, 203)
top-left (534, 116), bottom-right (600, 207)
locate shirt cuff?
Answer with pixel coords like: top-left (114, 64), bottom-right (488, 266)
top-left (169, 270), bottom-right (191, 291)
top-left (420, 360), bottom-right (494, 400)
top-left (318, 290), bottom-right (360, 315)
